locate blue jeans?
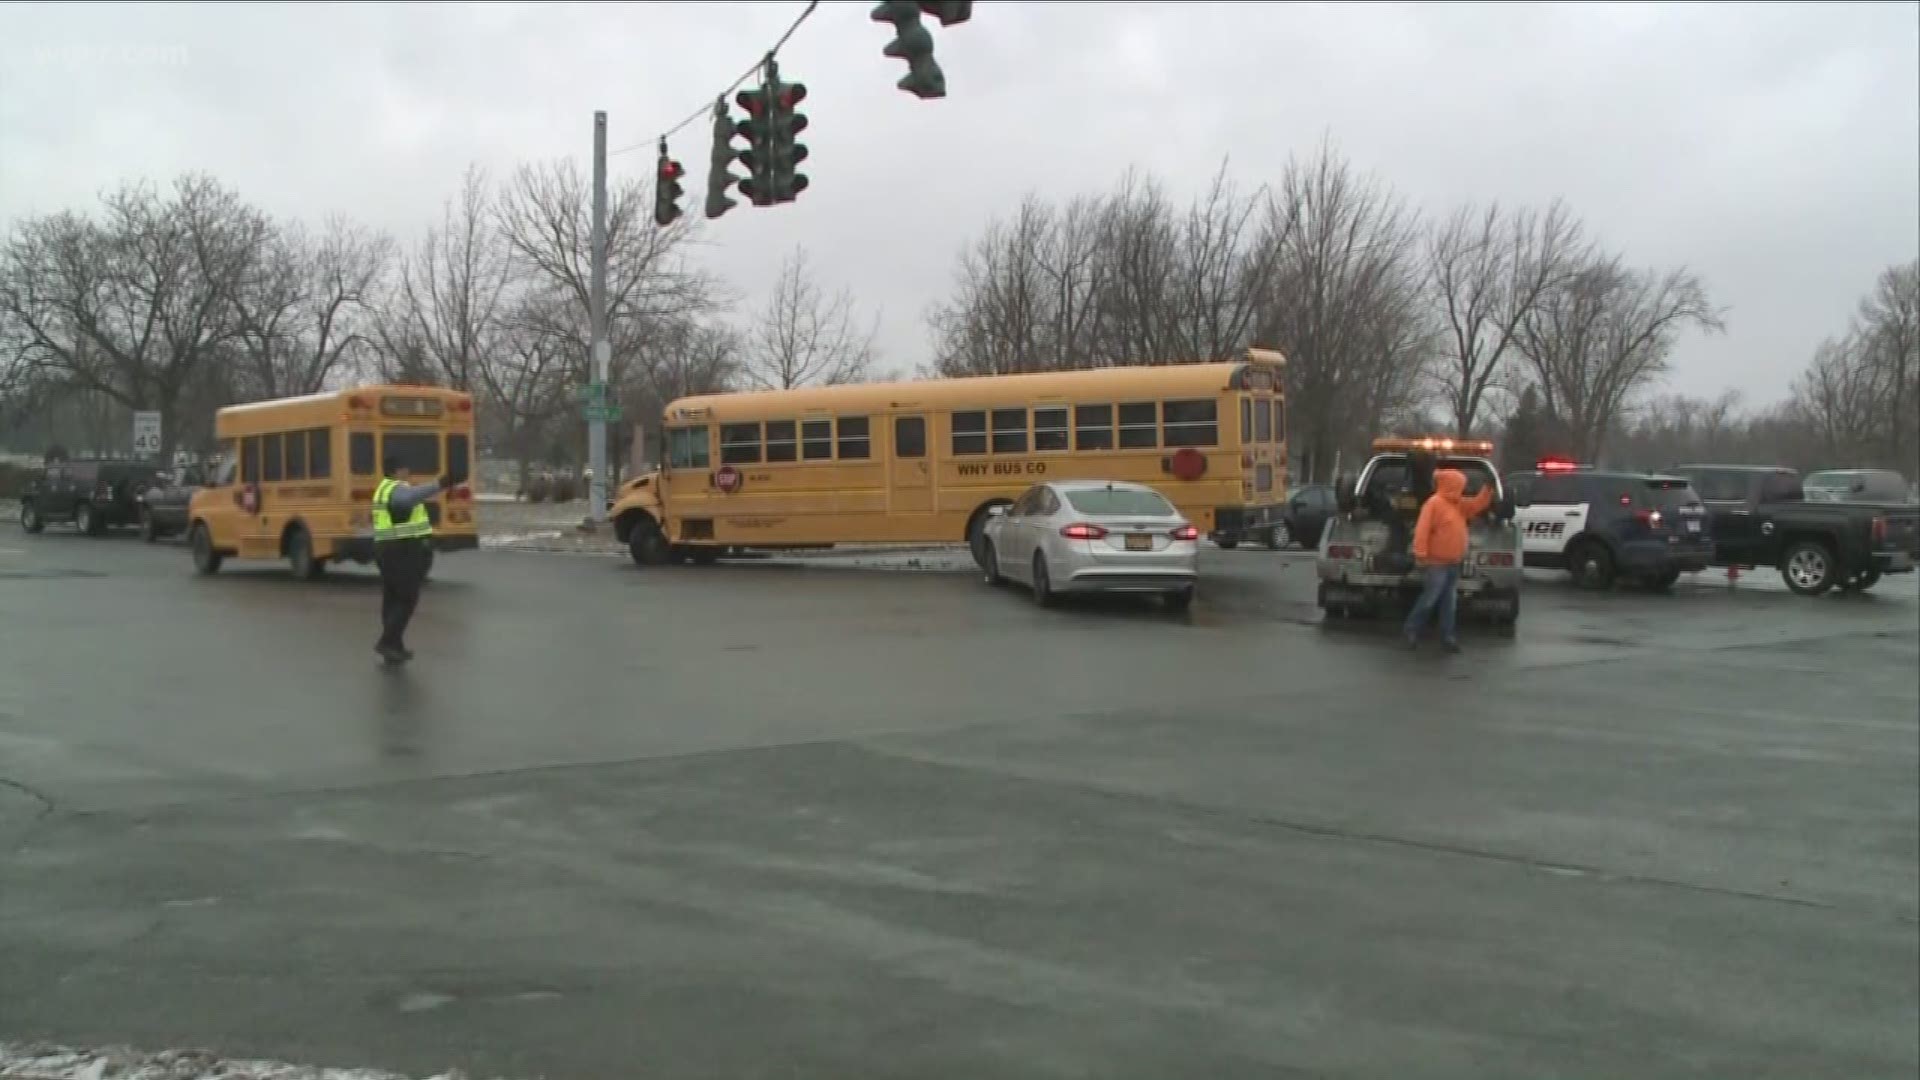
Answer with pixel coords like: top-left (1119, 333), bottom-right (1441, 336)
top-left (1403, 564), bottom-right (1461, 643)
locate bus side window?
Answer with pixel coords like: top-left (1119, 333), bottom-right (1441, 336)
top-left (1033, 408), bottom-right (1069, 452)
top-left (1118, 402), bottom-right (1158, 449)
top-left (1273, 399), bottom-right (1287, 442)
top-left (766, 421), bottom-right (798, 462)
top-left (1163, 399), bottom-right (1219, 447)
top-left (309, 428), bottom-right (332, 478)
top-left (285, 430), bottom-right (308, 480)
top-left (837, 417), bottom-right (871, 460)
top-left (951, 411), bottom-right (987, 455)
top-left (721, 423), bottom-right (762, 465)
top-left (241, 436), bottom-right (262, 484)
top-left (894, 416), bottom-right (926, 458)
top-left (1075, 405), bottom-right (1113, 451)
top-left (801, 420), bottom-right (833, 460)
top-left (991, 408), bottom-right (1027, 454)
top-left (350, 432), bottom-right (376, 475)
top-left (263, 433), bottom-right (285, 482)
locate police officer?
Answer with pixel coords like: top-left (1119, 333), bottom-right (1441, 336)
top-left (372, 456), bottom-right (459, 664)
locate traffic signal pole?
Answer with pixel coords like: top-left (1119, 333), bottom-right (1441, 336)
top-left (587, 110), bottom-right (610, 526)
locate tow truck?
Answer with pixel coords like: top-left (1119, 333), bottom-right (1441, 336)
top-left (1315, 436), bottom-right (1523, 627)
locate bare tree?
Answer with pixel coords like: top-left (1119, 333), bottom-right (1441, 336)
top-left (1426, 200), bottom-right (1586, 435)
top-left (743, 246), bottom-right (877, 389)
top-left (1250, 138), bottom-right (1434, 482)
top-left (0, 174), bottom-right (267, 457)
top-left (928, 194), bottom-right (1104, 376)
top-left (233, 217), bottom-right (392, 399)
top-left (494, 158), bottom-right (725, 395)
top-left (1515, 255), bottom-right (1724, 460)
top-left (1856, 260), bottom-right (1919, 470)
top-left (373, 165), bottom-right (511, 392)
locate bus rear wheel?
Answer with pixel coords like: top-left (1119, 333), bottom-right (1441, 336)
top-left (629, 518), bottom-right (672, 567)
top-left (287, 525), bottom-right (326, 580)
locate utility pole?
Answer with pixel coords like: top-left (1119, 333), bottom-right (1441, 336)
top-left (587, 110), bottom-right (610, 526)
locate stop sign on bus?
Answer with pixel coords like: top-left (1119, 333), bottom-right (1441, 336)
top-left (715, 465), bottom-right (742, 493)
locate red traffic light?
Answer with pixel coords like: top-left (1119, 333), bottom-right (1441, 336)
top-left (776, 82), bottom-right (807, 109)
top-left (658, 158), bottom-right (684, 181)
top-left (734, 88), bottom-right (767, 116)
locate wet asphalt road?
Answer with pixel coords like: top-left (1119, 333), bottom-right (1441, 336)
top-left (1, 523), bottom-right (1917, 1080)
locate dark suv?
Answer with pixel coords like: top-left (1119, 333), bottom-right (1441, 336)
top-left (18, 459), bottom-right (164, 536)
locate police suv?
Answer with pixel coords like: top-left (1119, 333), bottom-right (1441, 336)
top-left (1503, 459), bottom-right (1712, 590)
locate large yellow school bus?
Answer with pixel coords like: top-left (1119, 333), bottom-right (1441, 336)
top-left (186, 385), bottom-right (479, 578)
top-left (609, 349), bottom-right (1289, 566)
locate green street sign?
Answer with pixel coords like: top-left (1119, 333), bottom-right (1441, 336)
top-left (584, 404), bottom-right (623, 423)
top-left (576, 382), bottom-right (610, 404)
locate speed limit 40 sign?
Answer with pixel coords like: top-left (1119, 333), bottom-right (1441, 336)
top-left (132, 411), bottom-right (162, 456)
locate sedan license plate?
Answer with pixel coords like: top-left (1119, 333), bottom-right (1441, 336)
top-left (1685, 520), bottom-right (1701, 534)
top-left (1125, 533), bottom-right (1152, 551)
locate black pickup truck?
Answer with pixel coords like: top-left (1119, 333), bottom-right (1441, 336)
top-left (1672, 464), bottom-right (1920, 595)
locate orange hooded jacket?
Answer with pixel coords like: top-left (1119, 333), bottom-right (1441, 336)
top-left (1412, 469), bottom-right (1495, 567)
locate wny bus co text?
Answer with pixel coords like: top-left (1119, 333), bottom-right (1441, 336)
top-left (957, 461), bottom-right (1049, 478)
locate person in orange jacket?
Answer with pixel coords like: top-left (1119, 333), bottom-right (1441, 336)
top-left (1404, 468), bottom-right (1496, 652)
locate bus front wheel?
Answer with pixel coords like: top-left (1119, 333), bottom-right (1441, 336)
top-left (629, 518), bottom-right (672, 567)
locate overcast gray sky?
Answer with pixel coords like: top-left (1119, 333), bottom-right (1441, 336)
top-left (3, 1), bottom-right (1916, 404)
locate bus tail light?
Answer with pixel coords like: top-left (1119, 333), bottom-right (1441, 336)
top-left (450, 398), bottom-right (472, 414)
top-left (1170, 525), bottom-right (1199, 541)
top-left (1061, 523), bottom-right (1109, 540)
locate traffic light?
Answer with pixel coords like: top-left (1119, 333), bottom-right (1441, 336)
top-left (766, 71), bottom-right (808, 204)
top-left (872, 1), bottom-right (971, 99)
top-left (920, 1), bottom-right (972, 26)
top-left (733, 84), bottom-right (774, 207)
top-left (653, 142), bottom-right (684, 228)
top-left (705, 99), bottom-right (739, 220)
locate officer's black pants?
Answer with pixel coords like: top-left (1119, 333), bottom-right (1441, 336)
top-left (375, 539), bottom-right (430, 650)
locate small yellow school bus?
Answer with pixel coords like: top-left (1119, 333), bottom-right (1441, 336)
top-left (187, 385), bottom-right (479, 578)
top-left (609, 349), bottom-right (1289, 566)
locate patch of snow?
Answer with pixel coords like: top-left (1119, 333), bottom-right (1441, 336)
top-left (478, 530), bottom-right (564, 548)
top-left (0, 1042), bottom-right (506, 1080)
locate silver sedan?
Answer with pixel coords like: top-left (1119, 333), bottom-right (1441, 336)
top-left (979, 480), bottom-right (1200, 610)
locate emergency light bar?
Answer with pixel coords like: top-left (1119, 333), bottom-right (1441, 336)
top-left (1535, 457), bottom-right (1590, 472)
top-left (1371, 436), bottom-right (1495, 456)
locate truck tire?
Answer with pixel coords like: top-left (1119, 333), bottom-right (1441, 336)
top-left (1780, 539), bottom-right (1836, 596)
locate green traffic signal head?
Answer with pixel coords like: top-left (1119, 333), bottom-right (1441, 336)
top-left (871, 1), bottom-right (946, 99)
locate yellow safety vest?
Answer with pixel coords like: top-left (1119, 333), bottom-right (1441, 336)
top-left (372, 478), bottom-right (433, 542)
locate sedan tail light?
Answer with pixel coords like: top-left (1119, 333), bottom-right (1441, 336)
top-left (1170, 525), bottom-right (1199, 541)
top-left (1477, 551), bottom-right (1515, 567)
top-left (1326, 543), bottom-right (1361, 560)
top-left (1060, 523), bottom-right (1109, 540)
top-left (1872, 516), bottom-right (1887, 544)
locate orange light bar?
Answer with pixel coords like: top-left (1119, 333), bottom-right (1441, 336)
top-left (1371, 436), bottom-right (1495, 456)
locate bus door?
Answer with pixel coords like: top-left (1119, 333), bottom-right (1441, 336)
top-left (233, 433), bottom-right (277, 558)
top-left (889, 414), bottom-right (933, 514)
